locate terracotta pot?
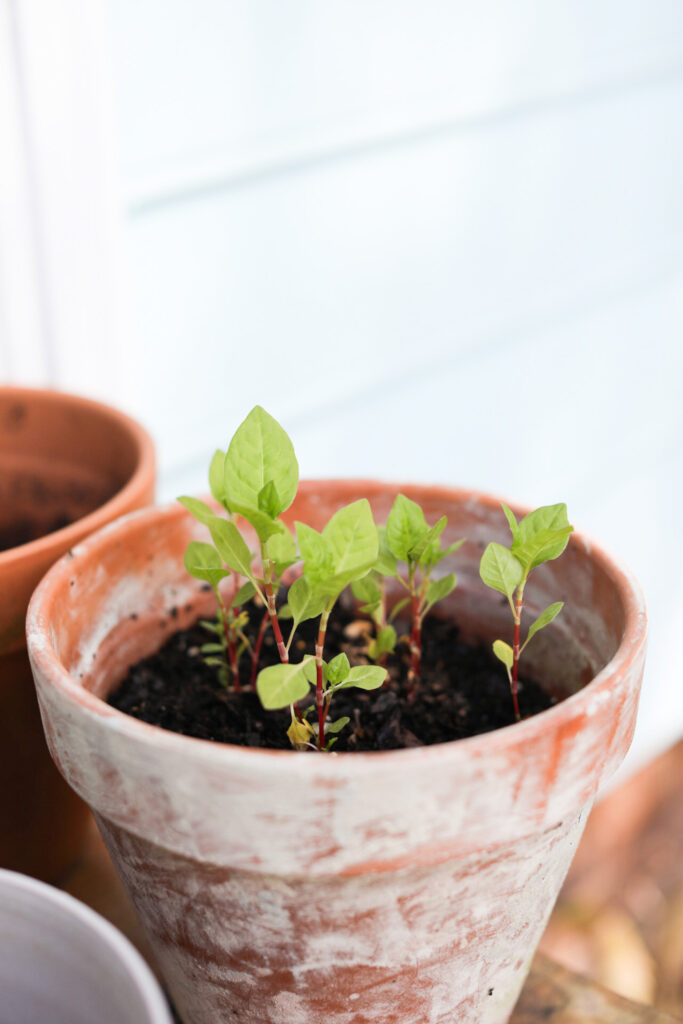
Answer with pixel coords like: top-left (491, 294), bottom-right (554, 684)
top-left (0, 868), bottom-right (172, 1023)
top-left (0, 387), bottom-right (155, 880)
top-left (26, 482), bottom-right (646, 1024)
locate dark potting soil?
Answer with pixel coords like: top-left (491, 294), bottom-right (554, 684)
top-left (109, 600), bottom-right (557, 751)
top-left (0, 514), bottom-right (73, 553)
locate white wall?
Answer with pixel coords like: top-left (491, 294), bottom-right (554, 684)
top-left (2, 0), bottom-right (682, 777)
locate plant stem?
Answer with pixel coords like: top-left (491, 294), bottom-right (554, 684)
top-left (250, 609), bottom-right (270, 690)
top-left (510, 582), bottom-right (526, 722)
top-left (408, 565), bottom-right (421, 692)
top-left (263, 559), bottom-right (288, 663)
top-left (315, 608), bottom-right (330, 750)
top-left (217, 595), bottom-right (240, 692)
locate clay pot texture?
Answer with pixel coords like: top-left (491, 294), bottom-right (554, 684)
top-left (0, 868), bottom-right (172, 1024)
top-left (0, 387), bottom-right (155, 881)
top-left (26, 482), bottom-right (646, 1024)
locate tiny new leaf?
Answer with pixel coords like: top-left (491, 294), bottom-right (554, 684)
top-left (385, 493), bottom-right (428, 563)
top-left (492, 639), bottom-right (514, 671)
top-left (327, 652), bottom-right (351, 686)
top-left (479, 543), bottom-right (523, 601)
top-left (525, 601), bottom-right (564, 646)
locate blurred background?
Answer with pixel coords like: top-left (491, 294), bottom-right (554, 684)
top-left (2, 3), bottom-right (682, 780)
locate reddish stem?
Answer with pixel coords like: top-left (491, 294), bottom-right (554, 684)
top-left (220, 607), bottom-right (241, 693)
top-left (250, 609), bottom-right (270, 690)
top-left (510, 594), bottom-right (522, 721)
top-left (264, 577), bottom-right (288, 663)
top-left (407, 583), bottom-right (421, 697)
top-left (315, 611), bottom-right (330, 750)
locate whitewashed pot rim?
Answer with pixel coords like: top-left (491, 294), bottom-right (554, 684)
top-left (0, 868), bottom-right (172, 1023)
top-left (26, 479), bottom-right (647, 777)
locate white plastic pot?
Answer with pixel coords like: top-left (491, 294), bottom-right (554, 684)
top-left (0, 869), bottom-right (172, 1024)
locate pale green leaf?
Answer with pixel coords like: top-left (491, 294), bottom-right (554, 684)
top-left (223, 406), bottom-right (299, 531)
top-left (501, 503), bottom-right (519, 542)
top-left (351, 577), bottom-right (381, 605)
top-left (526, 601), bottom-right (564, 645)
top-left (287, 576), bottom-right (327, 626)
top-left (209, 450), bottom-right (226, 504)
top-left (368, 624), bottom-right (396, 661)
top-left (265, 522), bottom-right (298, 568)
top-left (183, 541), bottom-right (229, 587)
top-left (409, 515), bottom-right (447, 562)
top-left (479, 543), bottom-right (523, 600)
top-left (321, 499), bottom-right (379, 592)
top-left (327, 652), bottom-right (350, 685)
top-left (492, 639), bottom-right (514, 670)
top-left (303, 659), bottom-right (328, 685)
top-left (258, 480), bottom-right (281, 519)
top-left (425, 572), bottom-right (457, 607)
top-left (256, 659), bottom-right (312, 710)
top-left (208, 517), bottom-right (254, 578)
top-left (338, 665), bottom-right (387, 690)
top-left (231, 580), bottom-right (256, 607)
top-left (512, 526), bottom-right (573, 572)
top-left (385, 494), bottom-right (428, 562)
top-left (326, 716), bottom-right (350, 735)
top-left (177, 495), bottom-right (215, 526)
top-left (296, 522), bottom-right (334, 586)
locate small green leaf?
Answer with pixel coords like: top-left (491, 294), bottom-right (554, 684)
top-left (209, 450), bottom-right (226, 504)
top-left (442, 538), bottom-right (466, 559)
top-left (297, 522), bottom-right (334, 586)
top-left (265, 522), bottom-right (298, 569)
top-left (501, 503), bottom-right (519, 542)
top-left (375, 527), bottom-right (398, 577)
top-left (327, 652), bottom-right (350, 685)
top-left (183, 541), bottom-right (230, 587)
top-left (425, 572), bottom-right (457, 607)
top-left (258, 480), bottom-right (281, 519)
top-left (200, 643), bottom-right (224, 654)
top-left (231, 580), bottom-right (256, 607)
top-left (389, 596), bottom-right (411, 621)
top-left (351, 577), bottom-right (381, 605)
top-left (223, 406), bottom-right (299, 531)
top-left (326, 716), bottom-right (350, 735)
top-left (209, 517), bottom-right (254, 579)
top-left (368, 624), bottom-right (396, 661)
top-left (338, 665), bottom-right (387, 690)
top-left (257, 659), bottom-right (312, 710)
top-left (278, 604), bottom-right (293, 620)
top-left (512, 526), bottom-right (573, 572)
top-left (409, 515), bottom-right (447, 562)
top-left (492, 639), bottom-right (514, 670)
top-left (479, 543), bottom-right (523, 601)
top-left (199, 619), bottom-right (221, 634)
top-left (303, 659), bottom-right (328, 685)
top-left (525, 601), bottom-right (564, 645)
top-left (287, 576), bottom-right (327, 626)
top-left (178, 495), bottom-right (216, 526)
top-left (322, 499), bottom-right (379, 593)
top-left (385, 494), bottom-right (428, 562)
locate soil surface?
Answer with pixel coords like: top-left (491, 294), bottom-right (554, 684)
top-left (0, 514), bottom-right (73, 552)
top-left (110, 599), bottom-right (556, 751)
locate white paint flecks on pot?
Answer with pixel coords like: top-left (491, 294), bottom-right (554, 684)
top-left (0, 869), bottom-right (172, 1024)
top-left (26, 481), bottom-right (647, 1024)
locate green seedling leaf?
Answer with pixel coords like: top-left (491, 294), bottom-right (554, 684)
top-left (209, 517), bottom-right (254, 579)
top-left (223, 406), bottom-right (299, 531)
top-left (492, 639), bottom-right (514, 671)
top-left (199, 619), bottom-right (221, 634)
top-left (297, 522), bottom-right (334, 586)
top-left (337, 665), bottom-right (387, 690)
top-left (351, 577), bottom-right (382, 605)
top-left (525, 601), bottom-right (564, 646)
top-left (368, 624), bottom-right (396, 661)
top-left (327, 652), bottom-right (350, 685)
top-left (389, 596), bottom-right (411, 621)
top-left (501, 503), bottom-right (519, 542)
top-left (264, 522), bottom-right (298, 570)
top-left (376, 527), bottom-right (398, 577)
top-left (425, 572), bottom-right (457, 608)
top-left (287, 576), bottom-right (327, 627)
top-left (512, 526), bottom-right (573, 573)
top-left (209, 450), bottom-right (226, 504)
top-left (442, 538), bottom-right (466, 559)
top-left (231, 580), bottom-right (256, 607)
top-left (409, 515), bottom-right (447, 563)
top-left (479, 543), bottom-right (523, 601)
top-left (183, 541), bottom-right (230, 588)
top-left (178, 495), bottom-right (215, 526)
top-left (321, 499), bottom-right (379, 592)
top-left (258, 480), bottom-right (282, 520)
top-left (257, 659), bottom-right (312, 710)
top-left (326, 716), bottom-right (350, 735)
top-left (385, 493), bottom-right (428, 562)
top-left (278, 604), bottom-right (293, 620)
top-left (200, 643), bottom-right (224, 654)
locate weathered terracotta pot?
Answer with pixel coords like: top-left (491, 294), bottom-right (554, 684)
top-left (0, 387), bottom-right (154, 880)
top-left (26, 482), bottom-right (646, 1024)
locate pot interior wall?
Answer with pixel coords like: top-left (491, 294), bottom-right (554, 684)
top-left (50, 483), bottom-right (625, 709)
top-left (0, 393), bottom-right (140, 548)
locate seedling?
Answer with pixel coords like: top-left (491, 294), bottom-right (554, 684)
top-left (479, 503), bottom-right (573, 721)
top-left (351, 529), bottom-right (397, 667)
top-left (383, 494), bottom-right (465, 690)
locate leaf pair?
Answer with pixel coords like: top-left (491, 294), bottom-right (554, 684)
top-left (384, 494), bottom-right (462, 570)
top-left (257, 652), bottom-right (386, 710)
top-left (297, 499), bottom-right (378, 601)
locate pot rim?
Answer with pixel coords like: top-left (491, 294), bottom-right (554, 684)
top-left (0, 868), bottom-right (171, 1022)
top-left (0, 386), bottom-right (155, 571)
top-left (26, 480), bottom-right (647, 775)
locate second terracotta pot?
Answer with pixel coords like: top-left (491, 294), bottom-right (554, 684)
top-left (0, 387), bottom-right (154, 880)
top-left (27, 481), bottom-right (646, 1023)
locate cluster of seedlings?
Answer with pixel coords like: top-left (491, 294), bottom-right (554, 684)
top-left (180, 406), bottom-right (573, 752)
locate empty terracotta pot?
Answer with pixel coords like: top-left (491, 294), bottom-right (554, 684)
top-left (0, 387), bottom-right (154, 880)
top-left (26, 482), bottom-right (646, 1024)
